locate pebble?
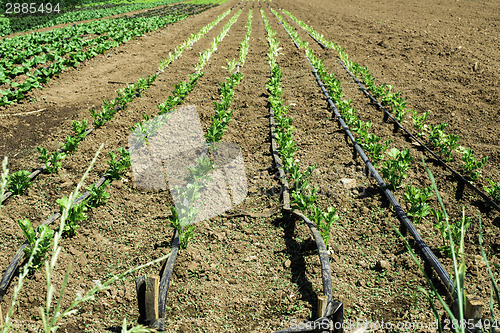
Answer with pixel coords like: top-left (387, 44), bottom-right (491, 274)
top-left (376, 260), bottom-right (391, 271)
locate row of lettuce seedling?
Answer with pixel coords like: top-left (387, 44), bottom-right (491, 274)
top-left (261, 9), bottom-right (339, 245)
top-left (280, 9), bottom-right (500, 207)
top-left (128, 8), bottom-right (244, 249)
top-left (2, 8), bottom-right (233, 205)
top-left (271, 7), bottom-right (471, 258)
top-left (2, 7), bottom-right (239, 276)
top-left (272, 5), bottom-right (500, 328)
top-left (205, 9), bottom-right (252, 142)
top-left (0, 9), bottom-right (199, 106)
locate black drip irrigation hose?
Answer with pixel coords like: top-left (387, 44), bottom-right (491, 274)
top-left (278, 8), bottom-right (500, 214)
top-left (337, 60), bottom-right (500, 213)
top-left (270, 8), bottom-right (457, 299)
top-left (262, 9), bottom-right (342, 333)
top-left (0, 171), bottom-right (110, 302)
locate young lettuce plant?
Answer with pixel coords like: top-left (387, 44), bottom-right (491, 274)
top-left (7, 170), bottom-right (31, 195)
top-left (37, 147), bottom-right (66, 174)
top-left (380, 148), bottom-right (414, 190)
top-left (17, 218), bottom-right (54, 274)
top-left (86, 180), bottom-right (111, 208)
top-left (411, 110), bottom-right (430, 137)
top-left (484, 180), bottom-right (500, 206)
top-left (457, 147), bottom-right (489, 181)
top-left (106, 147), bottom-right (131, 180)
top-left (56, 194), bottom-right (87, 237)
top-left (403, 185), bottom-right (434, 223)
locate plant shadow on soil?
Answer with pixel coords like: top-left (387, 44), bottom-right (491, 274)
top-left (272, 213), bottom-right (322, 319)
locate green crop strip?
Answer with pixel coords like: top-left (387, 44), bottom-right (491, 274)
top-left (0, 0), bottom-right (204, 36)
top-left (261, 9), bottom-right (339, 245)
top-left (205, 9), bottom-right (252, 143)
top-left (0, 4), bottom-right (213, 106)
top-left (130, 8), bottom-right (242, 249)
top-left (282, 9), bottom-right (493, 186)
top-left (2, 7), bottom-right (232, 207)
top-left (270, 8), bottom-right (479, 260)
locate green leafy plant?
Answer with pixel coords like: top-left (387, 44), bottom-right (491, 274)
top-left (403, 185), bottom-right (434, 223)
top-left (7, 170), bottom-right (31, 195)
top-left (380, 148), bottom-right (414, 190)
top-left (428, 124), bottom-right (460, 161)
top-left (431, 206), bottom-right (471, 258)
top-left (106, 148), bottom-right (131, 180)
top-left (484, 180), bottom-right (500, 206)
top-left (411, 110), bottom-right (430, 137)
top-left (62, 135), bottom-right (80, 155)
top-left (37, 147), bottom-right (66, 174)
top-left (71, 119), bottom-right (88, 139)
top-left (56, 195), bottom-right (87, 237)
top-left (457, 147), bottom-right (489, 181)
top-left (18, 218), bottom-right (54, 274)
top-left (310, 206), bottom-right (339, 244)
top-left (168, 205), bottom-right (195, 250)
top-left (86, 180), bottom-right (110, 207)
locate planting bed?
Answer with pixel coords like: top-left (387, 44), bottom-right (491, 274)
top-left (0, 0), bottom-right (498, 332)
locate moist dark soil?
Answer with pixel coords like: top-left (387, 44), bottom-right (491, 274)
top-left (0, 0), bottom-right (498, 332)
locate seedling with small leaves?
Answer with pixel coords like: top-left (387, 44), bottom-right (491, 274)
top-left (484, 180), bottom-right (500, 206)
top-left (86, 180), bottom-right (111, 207)
top-left (457, 147), bottom-right (489, 181)
top-left (404, 185), bottom-right (434, 223)
top-left (380, 148), bottom-right (414, 190)
top-left (56, 195), bottom-right (87, 237)
top-left (8, 170), bottom-right (31, 195)
top-left (37, 147), bottom-right (66, 174)
top-left (106, 148), bottom-right (131, 180)
top-left (18, 218), bottom-right (54, 274)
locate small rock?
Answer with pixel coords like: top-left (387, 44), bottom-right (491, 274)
top-left (340, 178), bottom-right (357, 189)
top-left (376, 260), bottom-right (391, 271)
top-left (284, 259), bottom-right (291, 268)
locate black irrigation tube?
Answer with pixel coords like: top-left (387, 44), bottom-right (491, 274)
top-left (270, 6), bottom-right (458, 299)
top-left (278, 8), bottom-right (500, 214)
top-left (0, 2), bottom-right (244, 303)
top-left (0, 165), bottom-right (111, 302)
top-left (262, 9), bottom-right (342, 333)
top-left (0, 3), bottom-right (235, 206)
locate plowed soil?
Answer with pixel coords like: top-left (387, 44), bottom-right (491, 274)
top-left (0, 0), bottom-right (498, 332)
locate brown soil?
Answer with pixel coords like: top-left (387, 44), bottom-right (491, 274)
top-left (0, 0), bottom-right (498, 332)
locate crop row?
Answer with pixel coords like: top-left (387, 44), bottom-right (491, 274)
top-left (272, 6), bottom-right (498, 257)
top-left (1, 7), bottom-right (233, 206)
top-left (261, 8), bottom-right (342, 328)
top-left (281, 9), bottom-right (500, 209)
top-left (0, 5), bottom-right (215, 106)
top-left (0, 0), bottom-right (200, 37)
top-left (0, 4), bottom-right (245, 330)
top-left (270, 4), bottom-right (499, 328)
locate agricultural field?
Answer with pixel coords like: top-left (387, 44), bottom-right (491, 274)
top-left (0, 0), bottom-right (498, 332)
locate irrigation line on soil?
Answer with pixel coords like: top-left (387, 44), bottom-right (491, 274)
top-left (0, 4), bottom-right (237, 206)
top-left (262, 9), bottom-right (342, 333)
top-left (0, 1), bottom-right (246, 304)
top-left (270, 3), bottom-right (459, 301)
top-left (0, 166), bottom-right (111, 303)
top-left (278, 8), bottom-right (500, 214)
